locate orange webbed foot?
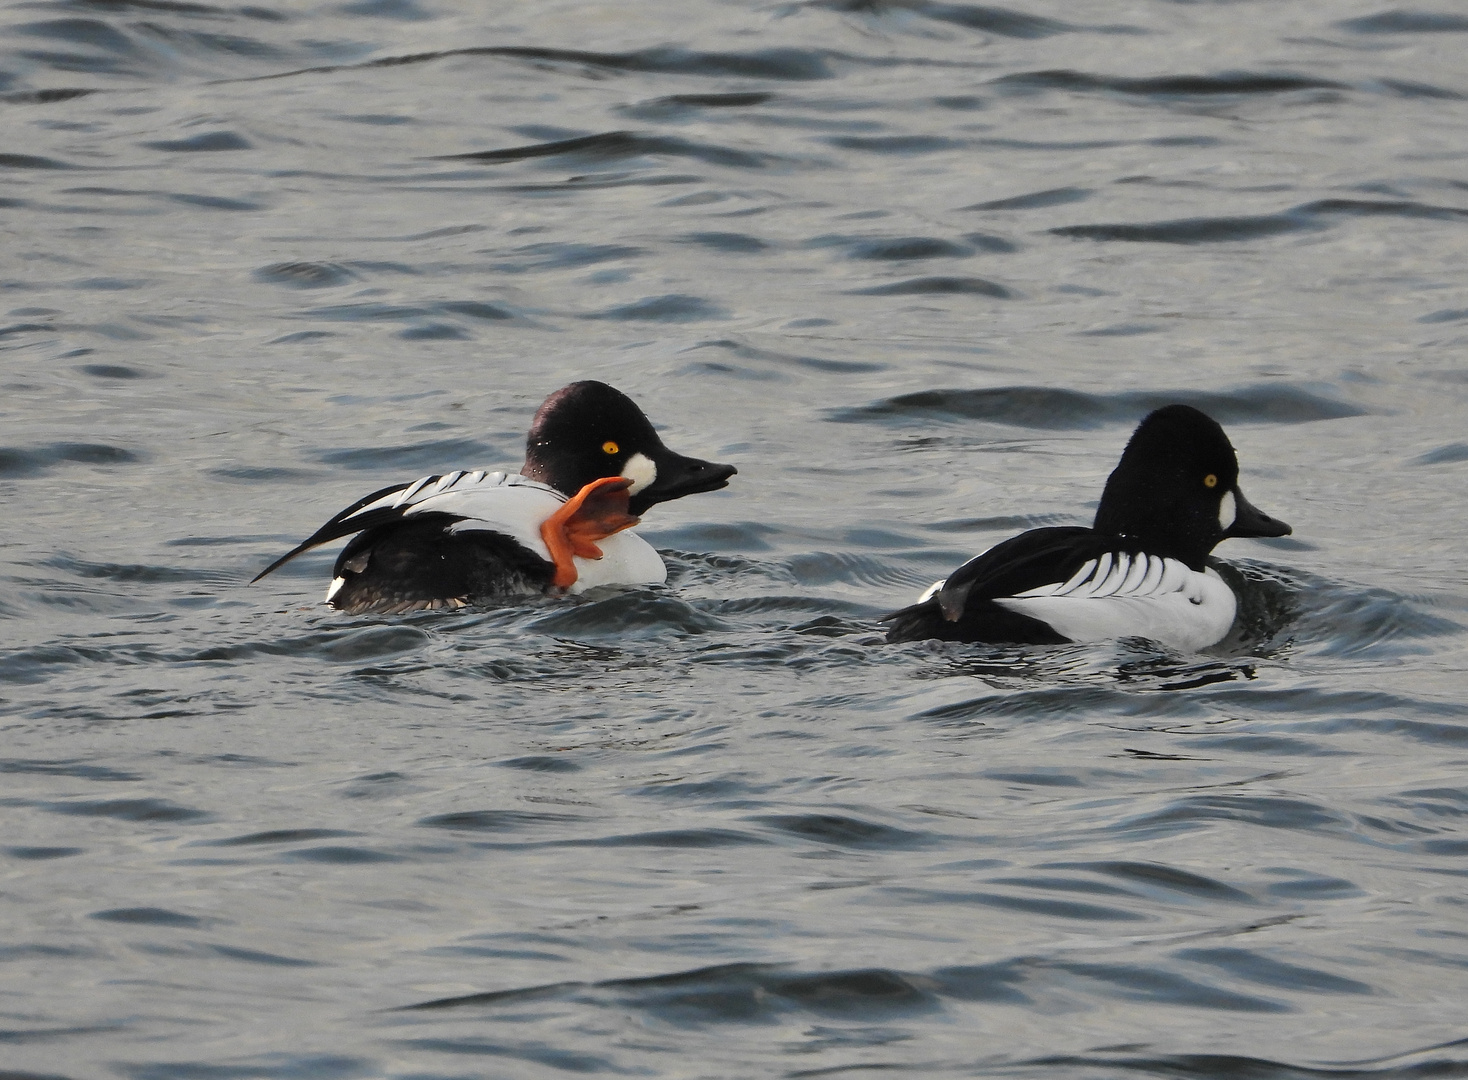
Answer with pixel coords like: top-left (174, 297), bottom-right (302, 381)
top-left (540, 477), bottom-right (641, 589)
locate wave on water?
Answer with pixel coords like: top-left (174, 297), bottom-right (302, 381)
top-left (1337, 11), bottom-right (1468, 34)
top-left (1051, 199), bottom-right (1468, 244)
top-left (438, 130), bottom-right (781, 170)
top-left (390, 944), bottom-right (1405, 1034)
top-left (312, 437), bottom-right (500, 470)
top-left (851, 276), bottom-right (1013, 297)
top-left (991, 66), bottom-right (1467, 103)
top-left (241, 43), bottom-right (839, 84)
top-left (0, 441), bottom-right (140, 477)
top-left (829, 383), bottom-right (1367, 428)
top-left (5, 1), bottom-right (1468, 1076)
top-left (966, 186), bottom-right (1094, 211)
top-left (994, 69), bottom-right (1350, 97)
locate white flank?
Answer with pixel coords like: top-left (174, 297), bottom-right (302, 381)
top-left (994, 552), bottom-right (1236, 652)
top-left (325, 576), bottom-right (346, 602)
top-left (621, 452), bottom-right (658, 495)
top-left (566, 531), bottom-right (667, 592)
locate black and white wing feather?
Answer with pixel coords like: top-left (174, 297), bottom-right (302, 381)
top-left (252, 469), bottom-right (528, 578)
top-left (254, 470), bottom-right (666, 606)
top-left (992, 547), bottom-right (1235, 650)
top-left (252, 471), bottom-right (552, 582)
top-left (924, 526), bottom-right (1104, 620)
top-left (886, 527), bottom-right (1237, 650)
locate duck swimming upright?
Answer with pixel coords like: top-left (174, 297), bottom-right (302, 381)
top-left (253, 381), bottom-right (736, 614)
top-left (885, 404), bottom-right (1291, 651)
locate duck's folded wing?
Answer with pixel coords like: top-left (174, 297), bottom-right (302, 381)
top-left (991, 549), bottom-right (1231, 650)
top-left (1004, 548), bottom-right (1196, 601)
top-left (922, 527), bottom-right (1106, 621)
top-left (884, 528), bottom-right (1233, 647)
top-left (253, 471), bottom-right (560, 582)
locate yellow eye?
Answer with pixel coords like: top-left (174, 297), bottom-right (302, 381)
top-left (1203, 474), bottom-right (1218, 489)
top-left (602, 441), bottom-right (619, 455)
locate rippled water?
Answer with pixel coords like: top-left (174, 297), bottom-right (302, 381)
top-left (4, 2), bottom-right (1468, 1077)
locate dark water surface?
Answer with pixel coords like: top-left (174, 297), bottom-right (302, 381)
top-left (4, 1), bottom-right (1468, 1077)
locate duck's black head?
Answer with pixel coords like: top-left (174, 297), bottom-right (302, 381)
top-left (1093, 404), bottom-right (1291, 569)
top-left (522, 381), bottom-right (737, 515)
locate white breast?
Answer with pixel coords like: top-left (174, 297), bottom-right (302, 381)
top-left (993, 552), bottom-right (1237, 652)
top-left (345, 470), bottom-right (667, 591)
top-left (562, 530), bottom-right (666, 593)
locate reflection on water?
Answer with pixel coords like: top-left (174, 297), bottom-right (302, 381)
top-left (4, 1), bottom-right (1468, 1078)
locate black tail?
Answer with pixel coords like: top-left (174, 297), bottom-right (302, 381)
top-left (251, 479), bottom-right (418, 583)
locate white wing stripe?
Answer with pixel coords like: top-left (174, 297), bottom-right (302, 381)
top-left (1053, 558), bottom-right (1098, 596)
top-left (1016, 557), bottom-right (1093, 598)
top-left (917, 578), bottom-right (946, 604)
top-left (336, 472), bottom-right (557, 524)
top-left (1118, 552), bottom-right (1149, 595)
top-left (1011, 552), bottom-right (1204, 602)
top-left (395, 475), bottom-right (434, 507)
top-left (1089, 553), bottom-right (1132, 598)
top-left (1136, 553), bottom-right (1165, 595)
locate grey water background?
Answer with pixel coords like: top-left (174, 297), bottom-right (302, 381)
top-left (3, 0), bottom-right (1468, 1076)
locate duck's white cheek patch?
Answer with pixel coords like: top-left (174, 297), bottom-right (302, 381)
top-left (622, 452), bottom-right (657, 495)
top-left (1218, 490), bottom-right (1236, 531)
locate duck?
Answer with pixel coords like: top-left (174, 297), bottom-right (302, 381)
top-left (884, 404), bottom-right (1291, 651)
top-left (253, 381), bottom-right (736, 614)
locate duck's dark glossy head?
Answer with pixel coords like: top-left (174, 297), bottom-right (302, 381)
top-left (522, 381), bottom-right (737, 515)
top-left (1093, 404), bottom-right (1290, 569)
